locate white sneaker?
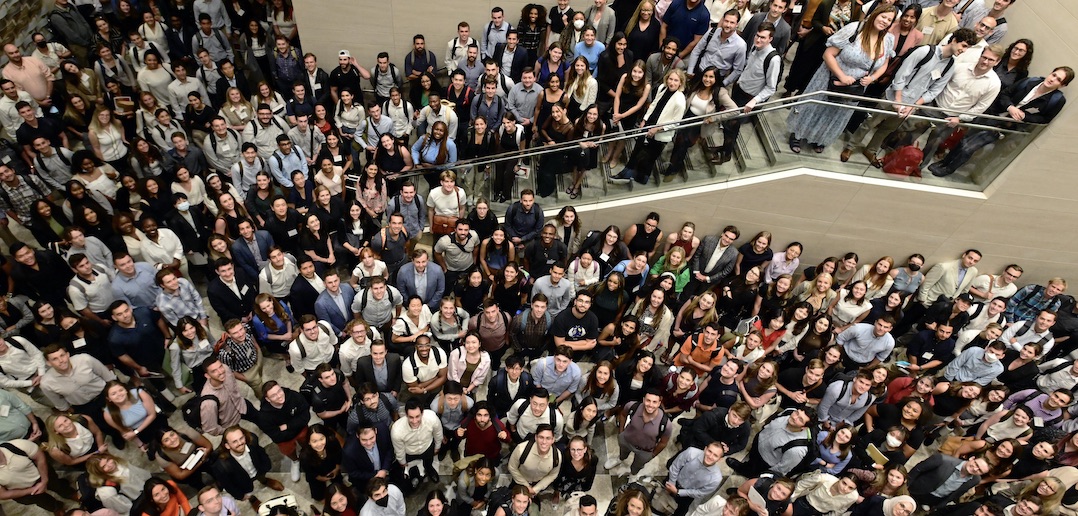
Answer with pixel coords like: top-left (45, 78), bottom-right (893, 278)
top-left (289, 458), bottom-right (301, 482)
top-left (604, 457), bottom-right (624, 471)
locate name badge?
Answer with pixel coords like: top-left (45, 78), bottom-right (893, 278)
top-left (922, 352), bottom-right (934, 360)
top-left (236, 107), bottom-right (249, 119)
top-left (352, 229), bottom-right (363, 235)
top-left (931, 68), bottom-right (943, 80)
top-left (792, 5), bottom-right (803, 13)
top-left (240, 285), bottom-right (250, 295)
top-left (334, 154), bottom-right (343, 163)
top-left (287, 229), bottom-right (299, 237)
top-left (181, 442), bottom-right (192, 454)
top-left (599, 253), bottom-right (609, 262)
top-left (1026, 108), bottom-right (1040, 114)
top-left (0, 405), bottom-right (9, 417)
top-left (921, 27), bottom-right (934, 36)
top-left (313, 82), bottom-right (321, 91)
top-left (641, 315), bottom-right (654, 326)
top-left (198, 339), bottom-right (211, 349)
top-left (546, 259), bottom-right (555, 264)
top-left (219, 142), bottom-right (231, 152)
top-left (72, 337), bottom-right (87, 349)
top-left (0, 156), bottom-right (9, 164)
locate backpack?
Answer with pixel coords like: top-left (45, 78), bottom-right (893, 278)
top-left (194, 28), bottom-right (229, 54)
top-left (517, 436), bottom-right (561, 468)
top-left (761, 49), bottom-right (783, 88)
top-left (0, 337), bottom-right (30, 376)
top-left (625, 402), bottom-right (669, 445)
top-left (209, 128), bottom-right (240, 154)
top-left (688, 331), bottom-right (722, 360)
top-left (1012, 320), bottom-right (1052, 349)
top-left (515, 397), bottom-right (558, 436)
top-left (359, 285), bottom-right (401, 313)
top-left (517, 308), bottom-right (552, 332)
top-left (295, 322), bottom-right (334, 359)
top-left (906, 45), bottom-right (955, 84)
top-left (76, 473), bottom-right (117, 513)
top-left (372, 64), bottom-right (401, 88)
top-left (407, 345), bottom-right (445, 378)
top-left (0, 174), bottom-right (49, 213)
top-left (765, 408), bottom-right (819, 475)
top-left (181, 393), bottom-right (221, 431)
top-left (881, 145), bottom-right (924, 177)
top-left (34, 147), bottom-right (71, 177)
top-left (44, 11), bottom-right (68, 46)
top-left (248, 117), bottom-right (287, 138)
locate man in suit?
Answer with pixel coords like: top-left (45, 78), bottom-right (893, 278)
top-left (214, 59), bottom-right (251, 106)
top-left (211, 426), bottom-right (284, 510)
top-left (908, 453), bottom-right (989, 508)
top-left (682, 225), bottom-right (741, 300)
top-left (314, 268), bottom-right (356, 337)
top-left (492, 30), bottom-right (530, 82)
top-left (232, 219), bottom-right (274, 279)
top-left (343, 423), bottom-right (401, 495)
top-left (289, 255), bottom-right (325, 318)
top-left (898, 249), bottom-right (982, 336)
top-left (208, 258), bottom-right (258, 324)
top-left (396, 249), bottom-right (446, 311)
top-left (354, 340), bottom-right (403, 399)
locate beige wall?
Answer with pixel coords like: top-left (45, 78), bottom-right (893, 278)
top-left (296, 0), bottom-right (1078, 285)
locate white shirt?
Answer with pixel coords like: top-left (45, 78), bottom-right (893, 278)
top-left (705, 245), bottom-right (729, 274)
top-left (231, 447), bottom-right (258, 478)
top-left (140, 229), bottom-right (185, 269)
top-left (935, 63), bottom-right (1001, 121)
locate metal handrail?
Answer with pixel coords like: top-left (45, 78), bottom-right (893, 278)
top-left (354, 89), bottom-right (1038, 182)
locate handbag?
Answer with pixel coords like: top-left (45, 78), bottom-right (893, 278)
top-left (431, 187), bottom-right (462, 236)
top-left (827, 76), bottom-right (867, 97)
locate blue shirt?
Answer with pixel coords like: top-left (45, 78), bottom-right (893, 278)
top-left (573, 41), bottom-right (606, 73)
top-left (111, 262), bottom-right (161, 310)
top-left (661, 0), bottom-right (711, 54)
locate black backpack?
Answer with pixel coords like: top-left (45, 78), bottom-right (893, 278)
top-left (764, 408), bottom-right (819, 476)
top-left (181, 394), bottom-right (221, 431)
top-left (517, 436), bottom-right (561, 468)
top-left (514, 397), bottom-right (558, 439)
top-left (625, 402), bottom-right (669, 445)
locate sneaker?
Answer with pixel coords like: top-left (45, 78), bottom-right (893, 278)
top-left (289, 458), bottom-right (301, 482)
top-left (428, 469), bottom-right (440, 483)
top-left (604, 457), bottom-right (624, 470)
top-left (928, 163), bottom-right (950, 177)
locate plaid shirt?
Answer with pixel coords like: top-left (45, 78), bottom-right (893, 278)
top-left (0, 175), bottom-right (49, 221)
top-left (219, 329), bottom-right (259, 373)
top-left (1005, 284), bottom-right (1063, 324)
top-left (155, 277), bottom-right (207, 326)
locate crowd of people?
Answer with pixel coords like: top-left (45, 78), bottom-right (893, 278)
top-left (0, 1), bottom-right (1073, 516)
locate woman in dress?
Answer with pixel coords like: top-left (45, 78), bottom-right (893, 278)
top-left (458, 115), bottom-right (495, 199)
top-left (491, 262), bottom-right (528, 314)
top-left (624, 1), bottom-right (661, 62)
top-left (269, 0), bottom-right (300, 48)
top-left (45, 413), bottom-right (107, 467)
top-left (300, 212), bottom-right (336, 272)
top-left (72, 149), bottom-right (120, 205)
top-left (568, 103), bottom-right (606, 197)
top-left (666, 66), bottom-right (724, 176)
top-left (595, 32), bottom-right (634, 115)
top-left (28, 199), bottom-right (72, 248)
top-left (816, 426), bottom-right (856, 474)
top-left (244, 172), bottom-right (285, 226)
top-left (299, 424), bottom-right (344, 505)
top-left (624, 286), bottom-right (675, 358)
top-left (374, 133), bottom-right (413, 194)
top-left (138, 177), bottom-right (172, 223)
top-left (784, 0), bottom-right (862, 97)
top-left (672, 291), bottom-right (719, 341)
top-left (660, 367), bottom-right (700, 415)
top-left (589, 271), bottom-right (630, 329)
top-left (535, 42), bottom-right (569, 87)
top-left (786, 6), bottom-right (895, 153)
top-left (411, 121), bottom-right (456, 189)
top-left (455, 270), bottom-right (491, 317)
top-left (610, 68), bottom-right (687, 184)
top-left (537, 102), bottom-right (574, 198)
top-left (519, 4), bottom-right (549, 64)
top-left (564, 56), bottom-right (598, 121)
top-left (615, 349), bottom-right (663, 405)
top-left (605, 59), bottom-right (649, 167)
top-left (251, 293), bottom-right (295, 359)
top-left (755, 274), bottom-right (794, 317)
top-left (168, 316), bottom-right (213, 394)
top-left (242, 19), bottom-right (273, 84)
top-left (534, 74), bottom-right (567, 138)
top-left (212, 191), bottom-right (252, 238)
top-left (63, 94), bottom-right (94, 144)
top-left (716, 266), bottom-right (762, 329)
top-left (136, 51), bottom-right (174, 112)
top-left (888, 253), bottom-right (925, 298)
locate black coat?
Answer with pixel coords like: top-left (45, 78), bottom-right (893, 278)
top-left (289, 275), bottom-right (321, 318)
top-left (908, 453), bottom-right (980, 506)
top-left (488, 367), bottom-right (535, 418)
top-left (164, 207), bottom-right (211, 254)
top-left (342, 426), bottom-right (395, 491)
top-left (207, 270), bottom-right (258, 324)
top-left (258, 388), bottom-right (311, 444)
top-left (211, 432), bottom-right (273, 498)
top-left (353, 354), bottom-right (404, 396)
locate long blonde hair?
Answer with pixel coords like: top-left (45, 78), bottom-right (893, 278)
top-left (45, 413), bottom-right (88, 455)
top-left (86, 453), bottom-right (130, 487)
top-left (566, 56), bottom-right (593, 98)
top-left (88, 107), bottom-right (122, 133)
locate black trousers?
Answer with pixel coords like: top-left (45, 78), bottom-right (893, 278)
top-left (720, 85), bottom-right (757, 153)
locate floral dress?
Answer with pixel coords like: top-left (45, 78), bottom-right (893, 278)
top-left (786, 23), bottom-right (895, 146)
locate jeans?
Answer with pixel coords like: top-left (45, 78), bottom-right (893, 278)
top-left (933, 128), bottom-right (1001, 175)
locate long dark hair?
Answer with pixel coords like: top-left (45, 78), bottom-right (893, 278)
top-left (138, 477), bottom-right (182, 516)
top-left (1006, 38), bottom-right (1034, 72)
top-left (322, 483), bottom-right (358, 516)
top-left (687, 65), bottom-right (723, 104)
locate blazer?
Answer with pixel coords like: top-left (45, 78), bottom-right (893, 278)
top-left (908, 453), bottom-right (980, 506)
top-left (492, 43), bottom-right (531, 82)
top-left (207, 270), bottom-right (259, 323)
top-left (211, 432), bottom-right (273, 498)
top-left (215, 72), bottom-right (251, 105)
top-left (314, 284), bottom-right (357, 335)
top-left (689, 235), bottom-right (738, 285)
top-left (915, 259), bottom-right (978, 307)
top-left (231, 230), bottom-right (274, 279)
top-left (342, 427), bottom-right (395, 490)
top-left (987, 76), bottom-right (1067, 127)
top-left (165, 207), bottom-right (210, 254)
top-left (289, 275), bottom-right (321, 318)
top-left (301, 67), bottom-right (332, 107)
top-left (639, 86), bottom-right (686, 143)
top-left (396, 262), bottom-right (446, 311)
top-left (354, 353), bottom-right (404, 395)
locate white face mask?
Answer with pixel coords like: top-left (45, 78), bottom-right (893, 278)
top-left (984, 351), bottom-right (999, 363)
top-left (886, 435), bottom-right (903, 448)
top-left (574, 19), bottom-right (586, 30)
top-left (176, 201), bottom-right (190, 211)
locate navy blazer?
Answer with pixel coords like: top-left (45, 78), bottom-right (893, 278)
top-left (314, 284), bottom-right (357, 335)
top-left (342, 427), bottom-right (395, 490)
top-left (987, 76), bottom-right (1067, 127)
top-left (207, 269), bottom-right (258, 324)
top-left (231, 230), bottom-right (275, 279)
top-left (396, 262), bottom-right (446, 311)
top-left (493, 43), bottom-right (530, 82)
